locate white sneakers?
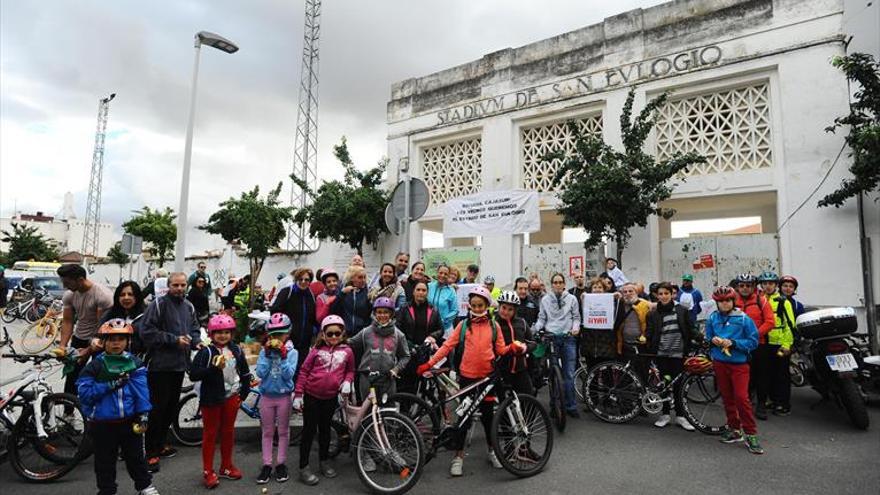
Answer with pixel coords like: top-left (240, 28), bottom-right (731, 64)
top-left (487, 450), bottom-right (503, 469)
top-left (653, 414), bottom-right (695, 431)
top-left (450, 456), bottom-right (464, 477)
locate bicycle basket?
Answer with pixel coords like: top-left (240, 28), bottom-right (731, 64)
top-left (532, 342), bottom-right (547, 359)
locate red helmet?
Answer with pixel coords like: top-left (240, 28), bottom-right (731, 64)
top-left (779, 275), bottom-right (799, 289)
top-left (684, 356), bottom-right (713, 375)
top-left (321, 314), bottom-right (346, 333)
top-left (207, 314), bottom-right (236, 333)
top-left (712, 286), bottom-right (737, 302)
top-left (98, 318), bottom-right (134, 337)
top-left (468, 285), bottom-right (494, 306)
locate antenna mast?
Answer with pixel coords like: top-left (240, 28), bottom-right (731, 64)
top-left (82, 93), bottom-right (116, 256)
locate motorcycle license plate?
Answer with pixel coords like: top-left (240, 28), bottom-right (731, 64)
top-left (825, 353), bottom-right (858, 372)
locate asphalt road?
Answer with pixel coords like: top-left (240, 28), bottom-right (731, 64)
top-left (1, 320), bottom-right (878, 495)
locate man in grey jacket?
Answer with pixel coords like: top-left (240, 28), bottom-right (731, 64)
top-left (534, 273), bottom-right (582, 417)
top-left (140, 272), bottom-right (201, 472)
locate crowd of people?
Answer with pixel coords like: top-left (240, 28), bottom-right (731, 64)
top-left (47, 253), bottom-right (807, 494)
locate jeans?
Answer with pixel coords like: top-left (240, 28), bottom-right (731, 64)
top-left (553, 335), bottom-right (578, 412)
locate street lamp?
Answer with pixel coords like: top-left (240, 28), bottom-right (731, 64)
top-left (174, 31), bottom-right (239, 272)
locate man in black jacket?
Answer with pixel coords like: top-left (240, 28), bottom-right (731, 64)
top-left (140, 272), bottom-right (201, 471)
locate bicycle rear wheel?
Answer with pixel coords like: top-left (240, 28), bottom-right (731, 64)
top-left (677, 372), bottom-right (726, 435)
top-left (8, 393), bottom-right (88, 482)
top-left (583, 362), bottom-right (643, 423)
top-left (548, 366), bottom-right (567, 432)
top-left (574, 365), bottom-right (589, 402)
top-left (1, 305), bottom-right (18, 323)
top-left (172, 393), bottom-right (203, 446)
top-left (491, 394), bottom-right (552, 478)
top-left (389, 392), bottom-right (439, 458)
top-left (20, 320), bottom-right (58, 355)
top-left (353, 410), bottom-right (424, 495)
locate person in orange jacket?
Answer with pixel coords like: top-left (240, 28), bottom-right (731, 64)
top-left (732, 273), bottom-right (775, 420)
top-left (418, 286), bottom-right (525, 477)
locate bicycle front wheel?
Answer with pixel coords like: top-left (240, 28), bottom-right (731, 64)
top-left (491, 393), bottom-right (553, 478)
top-left (574, 365), bottom-right (589, 402)
top-left (20, 320), bottom-right (58, 354)
top-left (389, 392), bottom-right (439, 458)
top-left (677, 372), bottom-right (726, 435)
top-left (172, 393), bottom-right (203, 446)
top-left (548, 365), bottom-right (566, 432)
top-left (583, 362), bottom-right (643, 423)
top-left (353, 410), bottom-right (424, 495)
top-left (1, 305), bottom-right (18, 323)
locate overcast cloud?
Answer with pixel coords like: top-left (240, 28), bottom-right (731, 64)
top-left (1, 0), bottom-right (667, 254)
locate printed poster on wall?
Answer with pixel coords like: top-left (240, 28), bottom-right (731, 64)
top-left (443, 190), bottom-right (540, 238)
top-left (421, 248), bottom-right (480, 278)
top-left (582, 293), bottom-right (615, 330)
top-left (455, 284), bottom-right (479, 316)
top-left (569, 256), bottom-right (584, 277)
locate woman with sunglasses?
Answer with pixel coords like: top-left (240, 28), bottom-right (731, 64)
top-left (270, 267), bottom-right (318, 373)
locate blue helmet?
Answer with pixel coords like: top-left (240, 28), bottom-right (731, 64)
top-left (757, 271), bottom-right (778, 283)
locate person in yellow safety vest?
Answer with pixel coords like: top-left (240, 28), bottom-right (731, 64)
top-left (483, 276), bottom-right (502, 316)
top-left (757, 271), bottom-right (796, 417)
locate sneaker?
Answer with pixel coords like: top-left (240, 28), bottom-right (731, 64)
top-left (450, 456), bottom-right (464, 477)
top-left (256, 465), bottom-right (272, 485)
top-left (720, 429), bottom-right (744, 444)
top-left (203, 470), bottom-right (219, 489)
top-left (487, 449), bottom-right (503, 469)
top-left (773, 405), bottom-right (791, 416)
top-left (158, 446), bottom-right (177, 458)
top-left (299, 467), bottom-right (319, 486)
top-left (275, 463), bottom-right (289, 482)
top-left (138, 486), bottom-right (161, 495)
top-left (675, 416), bottom-right (695, 431)
top-left (754, 404), bottom-right (768, 421)
top-left (653, 414), bottom-right (671, 428)
top-left (147, 456), bottom-right (160, 473)
top-left (319, 461), bottom-right (337, 478)
top-left (219, 465), bottom-right (242, 480)
top-left (362, 455), bottom-right (376, 473)
top-left (745, 434), bottom-right (764, 455)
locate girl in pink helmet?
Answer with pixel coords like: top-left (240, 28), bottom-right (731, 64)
top-left (292, 315), bottom-right (355, 485)
top-left (315, 269), bottom-right (340, 325)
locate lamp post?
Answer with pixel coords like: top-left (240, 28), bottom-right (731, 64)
top-left (174, 31), bottom-right (239, 272)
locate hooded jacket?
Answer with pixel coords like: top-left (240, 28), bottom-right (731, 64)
top-left (495, 314), bottom-right (535, 374)
top-left (427, 280), bottom-right (458, 332)
top-left (331, 285), bottom-right (372, 336)
top-left (766, 292), bottom-right (796, 350)
top-left (349, 319), bottom-right (411, 376)
top-left (613, 298), bottom-right (650, 354)
top-left (270, 283), bottom-right (318, 351)
top-left (646, 301), bottom-right (693, 356)
top-left (190, 341), bottom-right (252, 406)
top-left (77, 352), bottom-right (151, 421)
top-left (704, 309), bottom-right (759, 364)
top-left (534, 291), bottom-right (581, 336)
top-left (396, 300), bottom-right (443, 346)
top-left (426, 314), bottom-right (512, 380)
top-left (255, 340), bottom-right (299, 397)
top-left (140, 294), bottom-right (201, 372)
top-left (295, 343), bottom-right (356, 400)
top-left (734, 291), bottom-right (774, 343)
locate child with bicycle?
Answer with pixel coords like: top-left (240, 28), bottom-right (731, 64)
top-left (189, 314), bottom-right (252, 488)
top-left (293, 314), bottom-right (355, 486)
top-left (418, 286), bottom-right (525, 477)
top-left (77, 318), bottom-right (158, 495)
top-left (254, 313), bottom-right (299, 485)
top-left (705, 286), bottom-right (763, 454)
top-left (349, 296), bottom-right (411, 401)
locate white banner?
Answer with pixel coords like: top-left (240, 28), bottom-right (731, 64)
top-left (443, 190), bottom-right (540, 238)
top-left (456, 284), bottom-right (479, 316)
top-left (583, 293), bottom-right (615, 329)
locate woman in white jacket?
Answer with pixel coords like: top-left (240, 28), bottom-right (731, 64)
top-left (534, 272), bottom-right (582, 417)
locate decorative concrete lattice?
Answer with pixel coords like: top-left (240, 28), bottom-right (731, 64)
top-left (655, 83), bottom-right (773, 176)
top-left (421, 138), bottom-right (483, 204)
top-left (521, 116), bottom-right (603, 192)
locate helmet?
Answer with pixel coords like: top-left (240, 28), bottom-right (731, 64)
top-left (684, 356), bottom-right (713, 375)
top-left (757, 271), bottom-right (778, 283)
top-left (468, 285), bottom-right (494, 305)
top-left (276, 272), bottom-right (286, 281)
top-left (372, 297), bottom-right (395, 311)
top-left (483, 275), bottom-right (495, 284)
top-left (712, 286), bottom-right (737, 302)
top-left (779, 275), bottom-right (798, 289)
top-left (321, 314), bottom-right (346, 333)
top-left (98, 318), bottom-right (134, 337)
top-left (207, 314), bottom-right (237, 333)
top-left (320, 269), bottom-right (339, 282)
top-left (496, 291), bottom-right (520, 306)
top-left (266, 313), bottom-right (292, 334)
top-left (734, 273), bottom-right (756, 285)
top-left (648, 282), bottom-right (660, 293)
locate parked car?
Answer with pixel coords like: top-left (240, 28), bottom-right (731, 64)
top-left (18, 276), bottom-right (65, 300)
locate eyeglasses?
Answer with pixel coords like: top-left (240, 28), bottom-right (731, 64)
top-left (552, 280), bottom-right (565, 285)
top-left (298, 278), bottom-right (312, 282)
top-left (325, 331), bottom-right (342, 338)
top-left (736, 284), bottom-right (752, 289)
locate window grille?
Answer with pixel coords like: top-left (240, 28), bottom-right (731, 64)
top-left (421, 138), bottom-right (482, 204)
top-left (521, 116), bottom-right (603, 192)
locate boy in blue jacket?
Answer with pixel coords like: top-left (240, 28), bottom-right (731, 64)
top-left (704, 286), bottom-right (762, 454)
top-left (77, 318), bottom-right (158, 495)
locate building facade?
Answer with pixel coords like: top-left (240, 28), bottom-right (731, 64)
top-left (384, 0), bottom-right (880, 318)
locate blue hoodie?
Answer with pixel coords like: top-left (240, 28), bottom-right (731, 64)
top-left (704, 309), bottom-right (759, 364)
top-left (77, 352), bottom-right (151, 421)
top-left (427, 280), bottom-right (458, 332)
top-left (256, 340), bottom-right (299, 397)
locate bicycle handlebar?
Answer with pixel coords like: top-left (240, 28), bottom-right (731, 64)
top-left (1, 353), bottom-right (59, 364)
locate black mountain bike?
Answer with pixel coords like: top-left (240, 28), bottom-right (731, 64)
top-left (532, 330), bottom-right (568, 432)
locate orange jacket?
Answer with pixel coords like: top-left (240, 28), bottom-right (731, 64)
top-left (735, 293), bottom-right (774, 342)
top-left (427, 317), bottom-right (511, 380)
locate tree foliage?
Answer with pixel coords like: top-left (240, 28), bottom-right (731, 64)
top-left (200, 183), bottom-right (293, 311)
top-left (122, 207), bottom-right (176, 267)
top-left (547, 88), bottom-right (706, 265)
top-left (291, 137), bottom-right (390, 255)
top-left (819, 53), bottom-right (880, 208)
top-left (107, 242), bottom-right (130, 282)
top-left (1, 222), bottom-right (59, 263)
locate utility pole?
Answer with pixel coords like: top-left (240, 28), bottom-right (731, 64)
top-left (287, 0), bottom-right (321, 252)
top-left (82, 93), bottom-right (116, 257)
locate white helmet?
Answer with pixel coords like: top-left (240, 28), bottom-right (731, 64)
top-left (497, 291), bottom-right (521, 306)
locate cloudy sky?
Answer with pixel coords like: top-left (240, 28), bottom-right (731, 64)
top-left (3, 0), bottom-right (692, 253)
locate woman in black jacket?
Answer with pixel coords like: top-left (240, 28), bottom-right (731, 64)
top-left (395, 281), bottom-right (443, 393)
top-left (187, 276), bottom-right (210, 323)
top-left (269, 267), bottom-right (317, 373)
top-left (494, 291), bottom-right (536, 395)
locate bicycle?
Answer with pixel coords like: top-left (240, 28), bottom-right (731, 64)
top-left (532, 330), bottom-right (569, 432)
top-left (20, 299), bottom-right (64, 354)
top-left (582, 344), bottom-right (726, 434)
top-left (0, 350), bottom-right (93, 482)
top-left (390, 361), bottom-right (553, 479)
top-left (1, 287), bottom-right (52, 324)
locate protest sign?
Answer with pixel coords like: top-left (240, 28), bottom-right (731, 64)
top-left (583, 293), bottom-right (615, 329)
top-left (444, 190), bottom-right (539, 238)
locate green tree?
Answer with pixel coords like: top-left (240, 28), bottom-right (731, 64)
top-left (107, 242), bottom-right (130, 282)
top-left (290, 137), bottom-right (390, 256)
top-left (547, 88), bottom-right (706, 266)
top-left (123, 207), bottom-right (176, 267)
top-left (1, 223), bottom-right (59, 263)
top-left (819, 53), bottom-right (880, 207)
top-left (200, 183), bottom-right (293, 313)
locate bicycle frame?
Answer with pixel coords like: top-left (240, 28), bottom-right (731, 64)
top-left (341, 384), bottom-right (396, 457)
top-left (0, 360), bottom-right (62, 438)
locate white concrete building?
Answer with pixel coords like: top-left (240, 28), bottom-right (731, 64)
top-left (382, 0), bottom-right (880, 321)
top-left (0, 211), bottom-right (116, 259)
